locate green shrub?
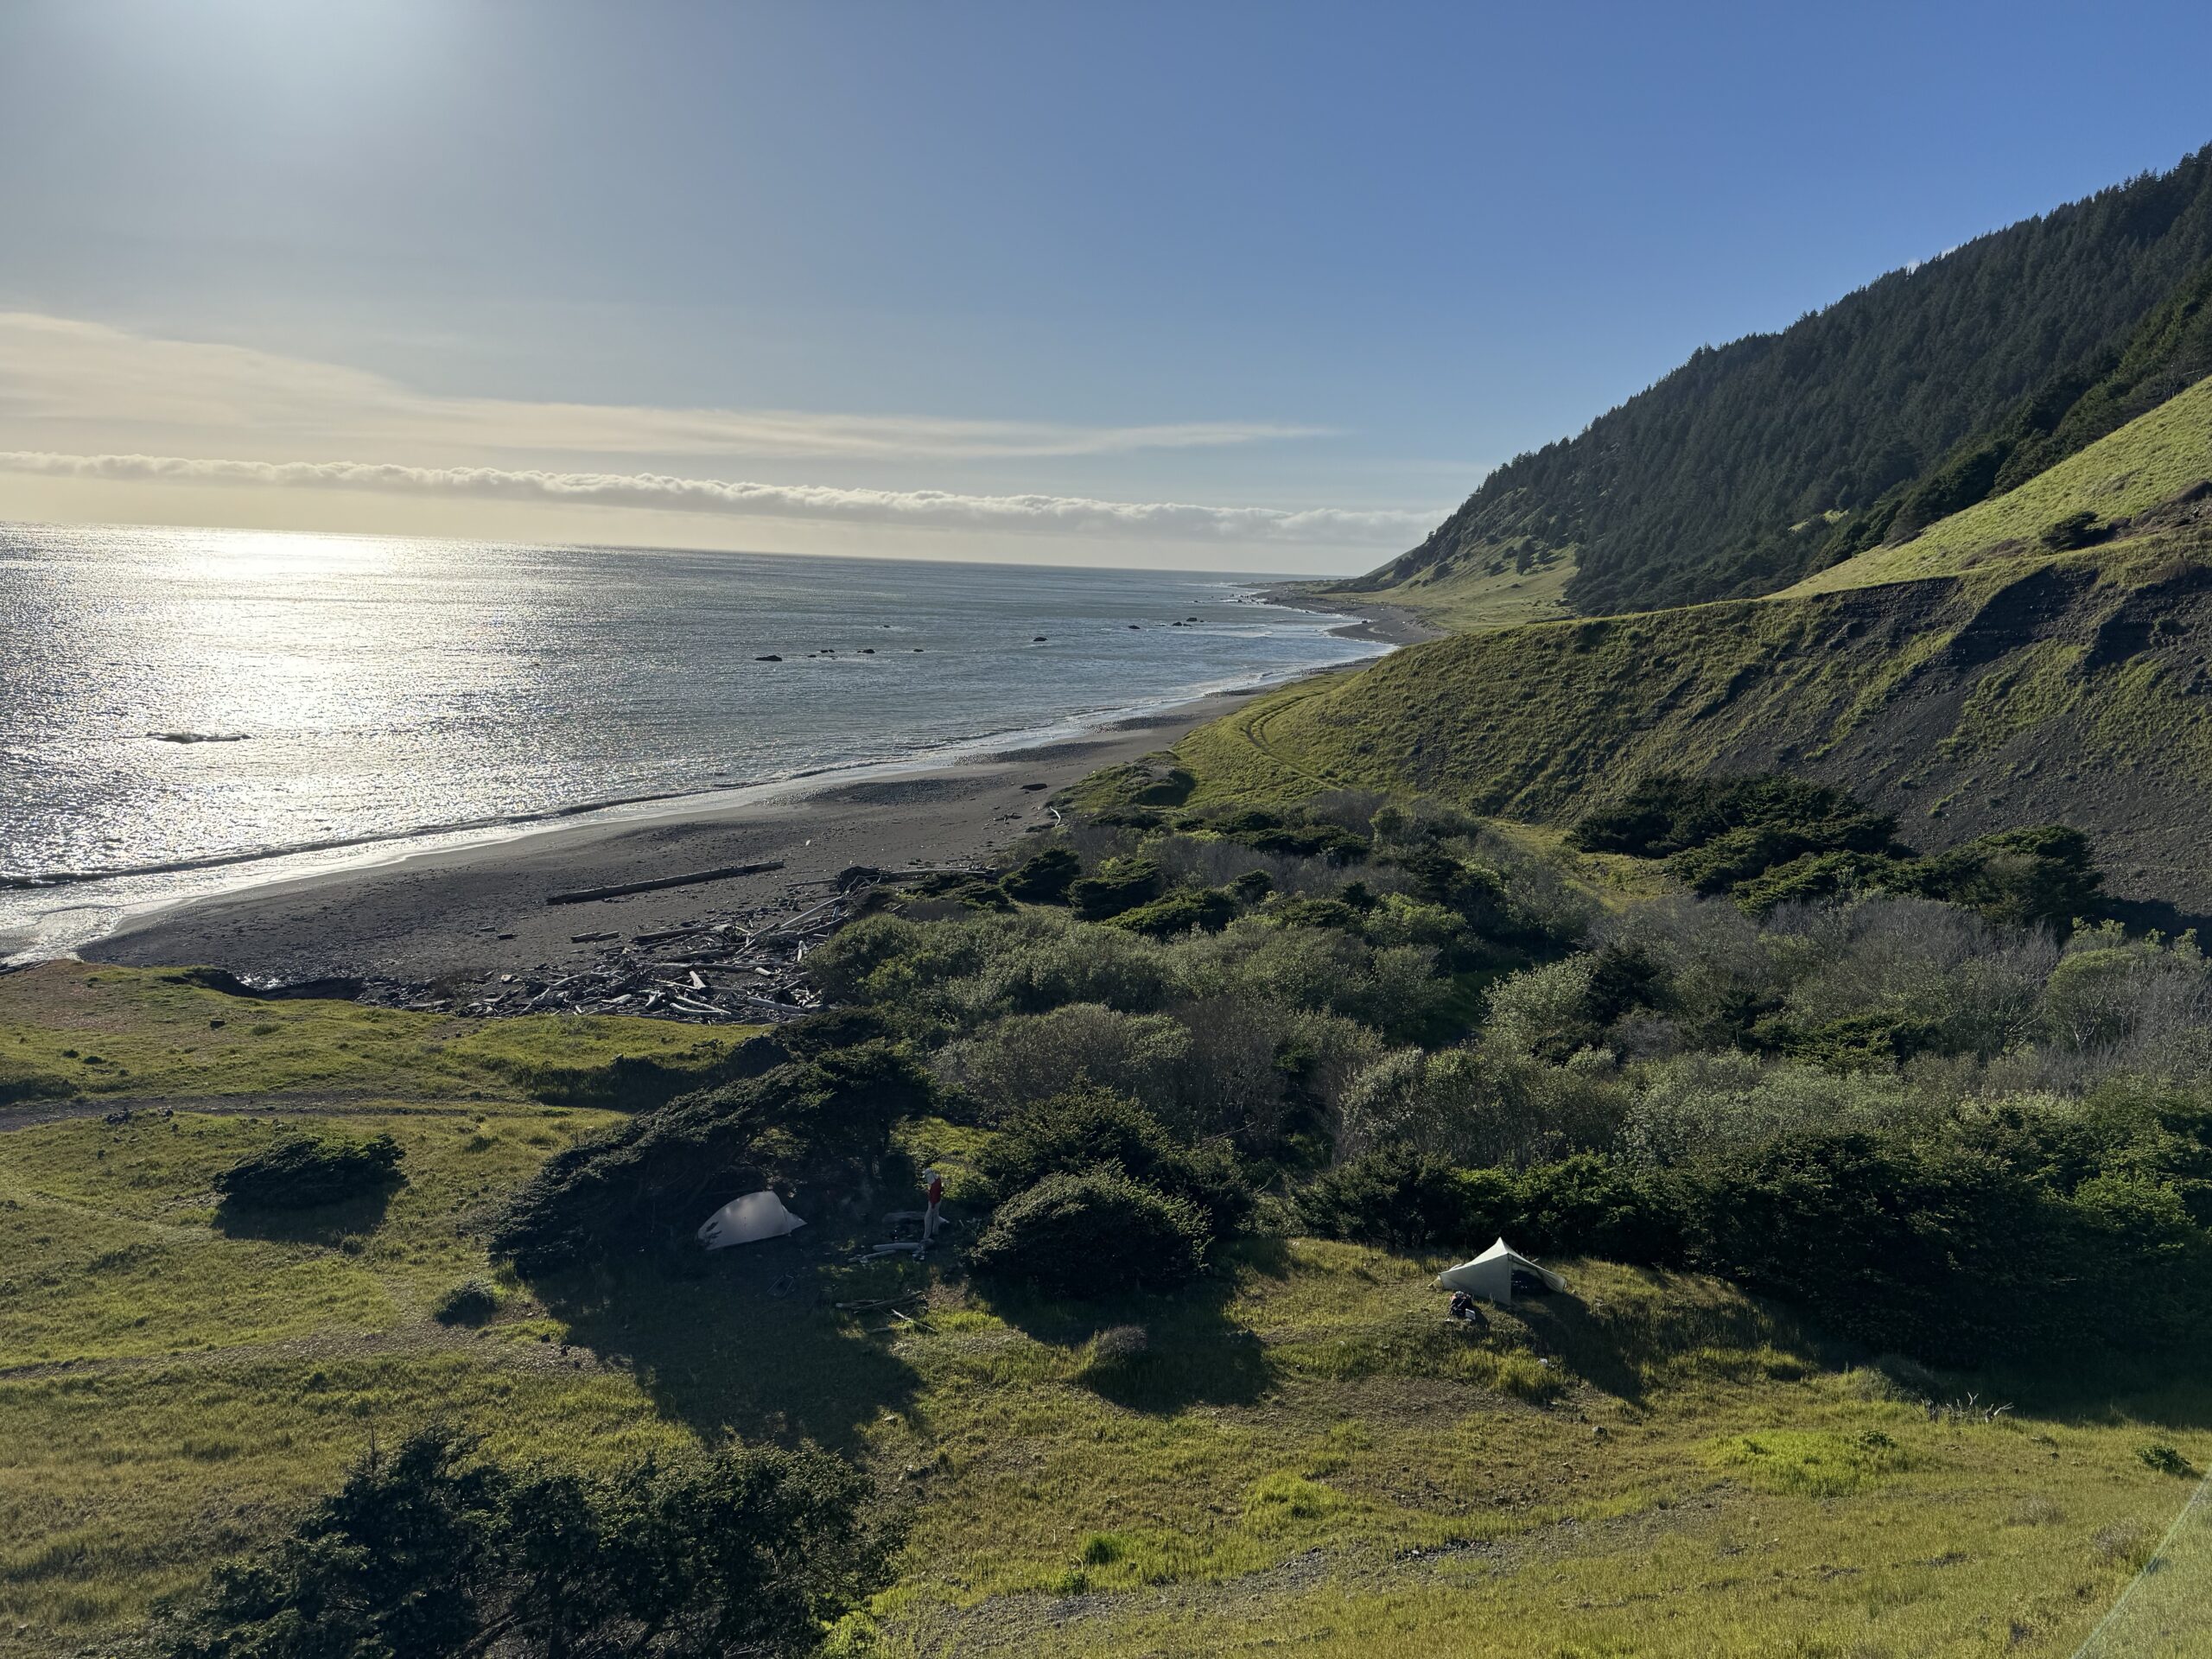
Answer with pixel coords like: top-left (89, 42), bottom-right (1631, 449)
top-left (1732, 850), bottom-right (1910, 915)
top-left (1296, 1148), bottom-right (1471, 1249)
top-left (1756, 1010), bottom-right (1945, 1071)
top-left (1106, 887), bottom-right (1236, 938)
top-left (2041, 508), bottom-right (2104, 550)
top-left (1262, 897), bottom-right (1363, 932)
top-left (2137, 1439), bottom-right (2196, 1477)
top-left (937, 1005), bottom-right (1189, 1120)
top-left (1300, 1149), bottom-right (1683, 1262)
top-left (1573, 775), bottom-right (1884, 859)
top-left (1667, 814), bottom-right (1899, 895)
top-left (1503, 1154), bottom-right (1686, 1263)
top-left (1001, 847), bottom-right (1081, 904)
top-left (433, 1279), bottom-right (501, 1326)
top-left (1680, 1131), bottom-right (2053, 1361)
top-left (1068, 856), bottom-right (1165, 921)
top-left (1228, 869), bottom-right (1275, 903)
top-left (1185, 805), bottom-right (1370, 861)
top-left (161, 1426), bottom-right (886, 1659)
top-left (1904, 824), bottom-right (2103, 928)
top-left (214, 1134), bottom-right (404, 1210)
top-left (969, 1168), bottom-right (1210, 1296)
top-left (978, 1086), bottom-right (1254, 1237)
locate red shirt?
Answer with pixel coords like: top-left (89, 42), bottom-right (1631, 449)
top-left (926, 1177), bottom-right (944, 1206)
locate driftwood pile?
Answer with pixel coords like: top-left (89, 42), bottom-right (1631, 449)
top-left (466, 886), bottom-right (851, 1023)
top-left (406, 862), bottom-right (990, 1024)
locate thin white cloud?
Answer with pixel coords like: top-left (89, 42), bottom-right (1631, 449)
top-left (0, 311), bottom-right (1324, 461)
top-left (0, 450), bottom-right (1440, 545)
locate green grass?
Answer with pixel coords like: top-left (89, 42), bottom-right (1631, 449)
top-left (1787, 371), bottom-right (2212, 597)
top-left (1170, 535), bottom-right (2212, 909)
top-left (0, 962), bottom-right (748, 1108)
top-left (1323, 545), bottom-right (1581, 634)
top-left (9, 1106), bottom-right (2202, 1659)
top-left (0, 1100), bottom-right (690, 1648)
top-left (2, 994), bottom-right (2208, 1656)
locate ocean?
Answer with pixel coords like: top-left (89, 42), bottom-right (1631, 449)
top-left (0, 521), bottom-right (1382, 958)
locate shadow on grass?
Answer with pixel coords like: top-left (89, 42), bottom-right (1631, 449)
top-left (1980, 1362), bottom-right (2212, 1432)
top-left (1509, 1264), bottom-right (1830, 1408)
top-left (530, 1239), bottom-right (923, 1455)
top-left (212, 1185), bottom-right (397, 1244)
top-left (976, 1237), bottom-right (1291, 1414)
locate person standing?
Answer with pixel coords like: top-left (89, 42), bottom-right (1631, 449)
top-left (924, 1170), bottom-right (944, 1244)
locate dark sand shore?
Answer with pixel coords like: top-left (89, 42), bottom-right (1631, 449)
top-left (84, 690), bottom-right (1273, 988)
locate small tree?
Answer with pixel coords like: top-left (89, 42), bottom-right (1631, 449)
top-left (1068, 856), bottom-right (1165, 921)
top-left (978, 1086), bottom-right (1251, 1236)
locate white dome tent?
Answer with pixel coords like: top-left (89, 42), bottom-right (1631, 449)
top-left (696, 1190), bottom-right (807, 1250)
top-left (1436, 1238), bottom-right (1566, 1306)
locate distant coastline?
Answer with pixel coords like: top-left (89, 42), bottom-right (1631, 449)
top-left (1253, 583), bottom-right (1450, 645)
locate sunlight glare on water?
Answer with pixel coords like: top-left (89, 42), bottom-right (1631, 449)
top-left (0, 522), bottom-right (1380, 954)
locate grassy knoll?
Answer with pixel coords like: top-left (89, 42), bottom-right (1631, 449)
top-left (0, 1021), bottom-right (2205, 1657)
top-left (1787, 371), bottom-right (2212, 597)
top-left (0, 962), bottom-right (744, 1109)
top-left (1325, 545), bottom-right (1580, 635)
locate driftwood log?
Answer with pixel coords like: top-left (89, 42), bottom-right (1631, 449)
top-left (544, 860), bottom-right (786, 906)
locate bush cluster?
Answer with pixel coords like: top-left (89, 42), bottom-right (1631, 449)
top-left (162, 1426), bottom-right (887, 1659)
top-left (1302, 1097), bottom-right (2212, 1364)
top-left (433, 1278), bottom-right (501, 1326)
top-left (214, 1134), bottom-right (404, 1210)
top-left (512, 753), bottom-right (2206, 1371)
top-left (1572, 773), bottom-right (2102, 928)
top-left (961, 1089), bottom-right (1245, 1297)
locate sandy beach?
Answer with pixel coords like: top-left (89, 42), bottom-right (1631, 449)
top-left (70, 598), bottom-right (1432, 992)
top-left (77, 694), bottom-right (1246, 989)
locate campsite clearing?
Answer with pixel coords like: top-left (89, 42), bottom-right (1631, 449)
top-left (1, 1053), bottom-right (2206, 1656)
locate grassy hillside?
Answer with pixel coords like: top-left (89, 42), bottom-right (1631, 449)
top-left (1172, 360), bottom-right (2212, 909)
top-left (1339, 149), bottom-right (2212, 619)
top-left (1184, 532), bottom-right (2212, 909)
top-left (1789, 372), bottom-right (2212, 596)
top-left (2, 983), bottom-right (2206, 1657)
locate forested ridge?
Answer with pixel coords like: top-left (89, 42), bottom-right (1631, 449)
top-left (1344, 145), bottom-right (2212, 616)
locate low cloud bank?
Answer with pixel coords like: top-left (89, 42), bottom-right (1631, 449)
top-left (0, 449), bottom-right (1437, 546)
top-left (0, 311), bottom-right (1325, 461)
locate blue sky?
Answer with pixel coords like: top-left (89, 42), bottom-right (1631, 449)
top-left (1, 0), bottom-right (2208, 571)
